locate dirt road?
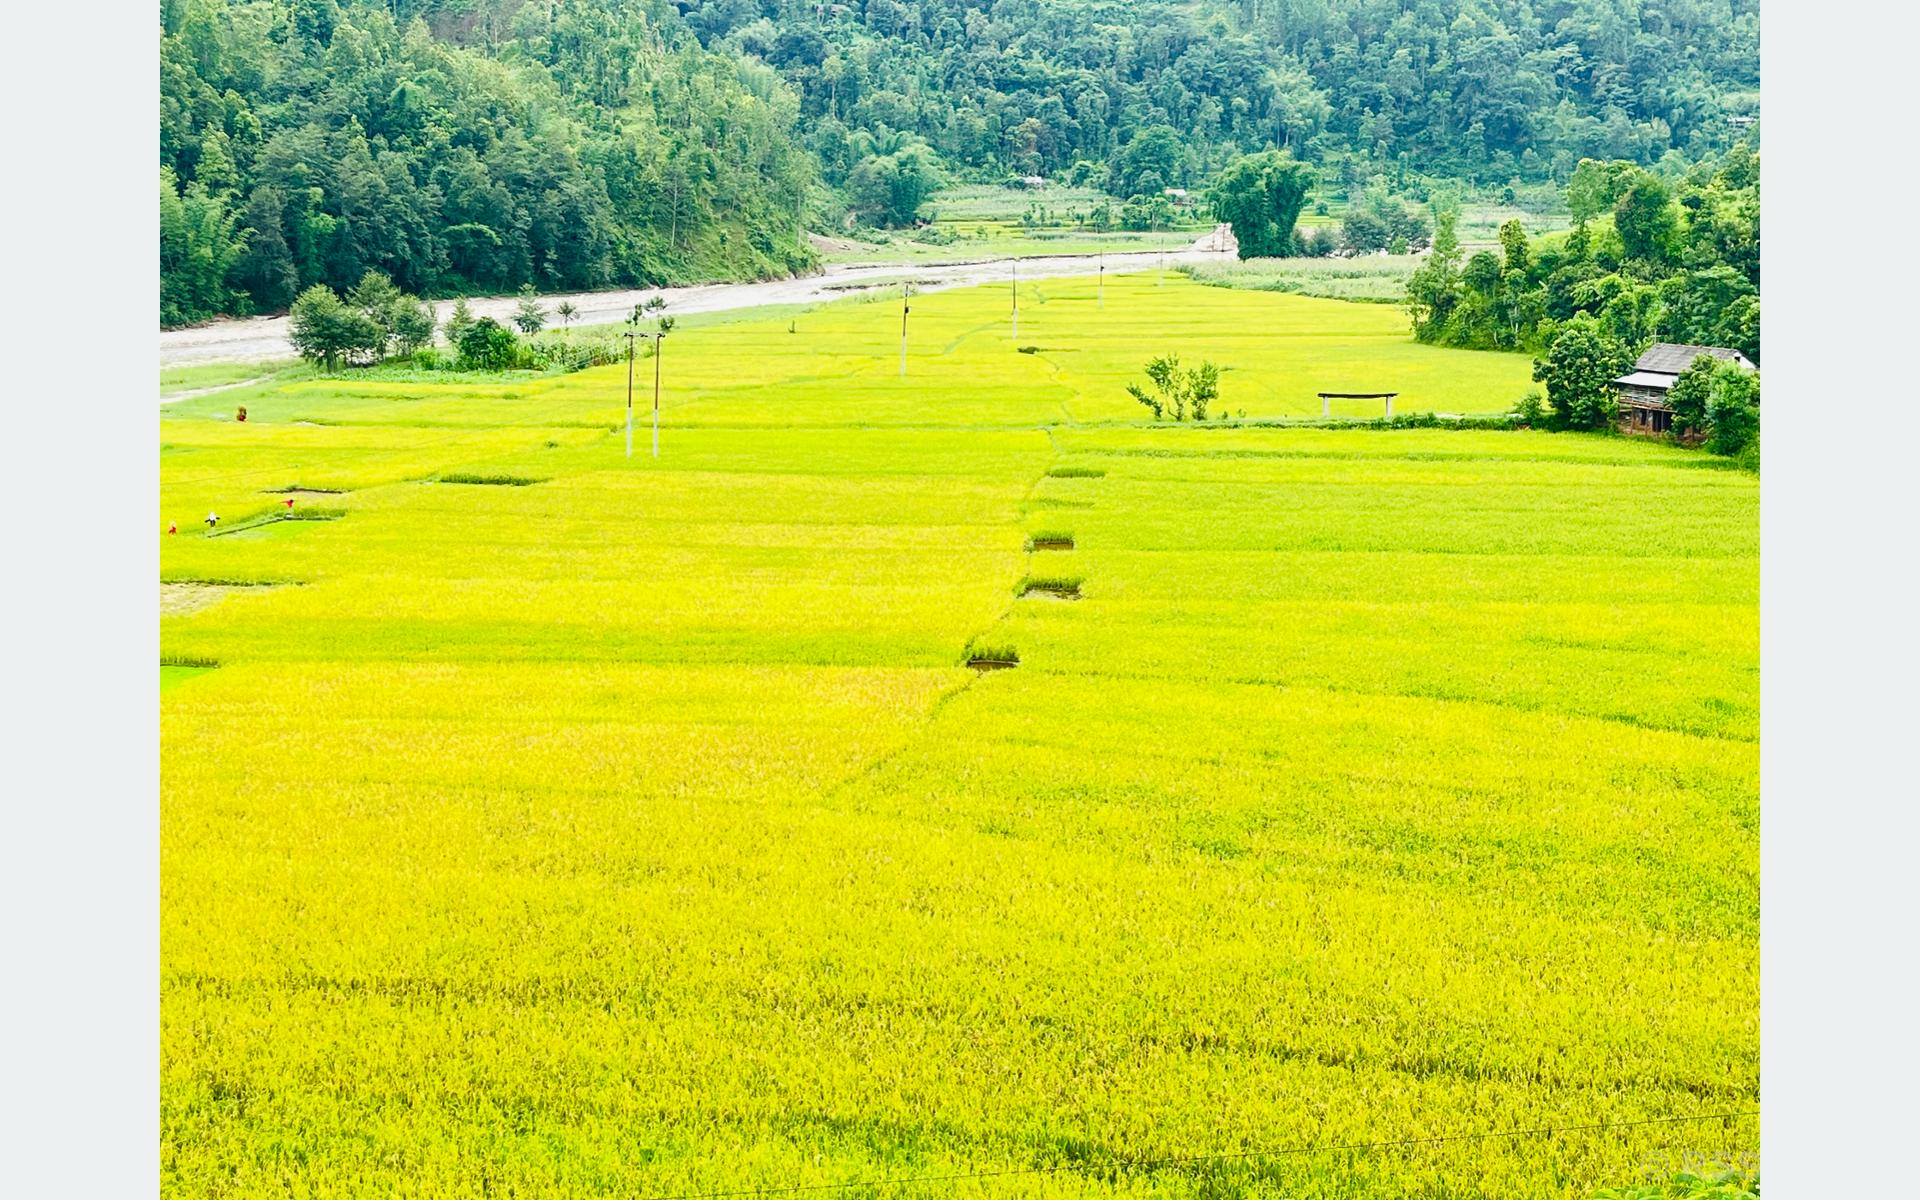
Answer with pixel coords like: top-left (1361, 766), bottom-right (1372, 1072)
top-left (157, 230), bottom-right (1236, 367)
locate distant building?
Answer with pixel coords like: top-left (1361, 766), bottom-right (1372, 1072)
top-left (1611, 343), bottom-right (1757, 435)
top-left (1163, 187), bottom-right (1191, 204)
top-left (1019, 175), bottom-right (1048, 189)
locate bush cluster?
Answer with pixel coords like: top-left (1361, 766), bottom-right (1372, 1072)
top-left (287, 272), bottom-right (434, 371)
top-left (1127, 354), bottom-right (1221, 421)
top-left (1411, 145), bottom-right (1758, 363)
top-left (293, 275), bottom-right (631, 376)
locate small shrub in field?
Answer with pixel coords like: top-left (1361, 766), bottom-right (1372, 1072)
top-left (160, 654), bottom-right (220, 669)
top-left (1127, 353), bottom-right (1221, 421)
top-left (457, 318), bottom-right (520, 371)
top-left (1295, 226), bottom-right (1340, 257)
top-left (391, 300), bottom-right (437, 355)
top-left (513, 285), bottom-right (547, 334)
top-left (444, 297), bottom-right (476, 347)
top-left (525, 334), bottom-right (626, 372)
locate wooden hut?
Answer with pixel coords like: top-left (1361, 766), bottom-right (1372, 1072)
top-left (1611, 344), bottom-right (1757, 435)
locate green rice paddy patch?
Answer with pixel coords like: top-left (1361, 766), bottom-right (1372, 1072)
top-left (1046, 465), bottom-right (1106, 478)
top-left (160, 664), bottom-right (217, 691)
top-left (964, 642), bottom-right (1021, 671)
top-left (1025, 497), bottom-right (1094, 510)
top-left (159, 272), bottom-right (1753, 1198)
top-left (1019, 575), bottom-right (1083, 601)
top-left (205, 508), bottom-right (346, 539)
top-left (435, 473), bottom-right (546, 486)
top-left (162, 580), bottom-right (293, 617)
top-left (1178, 255), bottom-right (1419, 303)
top-left (1027, 531), bottom-right (1076, 551)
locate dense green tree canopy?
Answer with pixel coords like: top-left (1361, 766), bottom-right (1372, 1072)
top-left (161, 0), bottom-right (821, 324)
top-left (1417, 144), bottom-right (1760, 363)
top-left (1665, 356), bottom-right (1721, 435)
top-left (1532, 316), bottom-right (1631, 431)
top-left (287, 283), bottom-right (383, 371)
top-left (848, 140), bottom-right (945, 226)
top-left (1208, 151), bottom-right (1314, 259)
top-left (678, 0), bottom-right (1758, 190)
top-left (1707, 365), bottom-right (1761, 456)
top-left (163, 1), bottom-right (1760, 327)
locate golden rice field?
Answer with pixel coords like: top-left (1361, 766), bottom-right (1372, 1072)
top-left (161, 275), bottom-right (1758, 1197)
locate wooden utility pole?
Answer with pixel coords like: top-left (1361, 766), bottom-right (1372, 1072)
top-left (651, 331), bottom-right (663, 458)
top-left (624, 330), bottom-right (636, 458)
top-left (1011, 257), bottom-right (1019, 339)
top-left (899, 282), bottom-right (911, 377)
top-left (626, 327), bottom-right (666, 458)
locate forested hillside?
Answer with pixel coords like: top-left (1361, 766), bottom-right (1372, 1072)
top-left (678, 0), bottom-right (1759, 192)
top-left (160, 0), bottom-right (1759, 326)
top-left (160, 0), bottom-right (817, 325)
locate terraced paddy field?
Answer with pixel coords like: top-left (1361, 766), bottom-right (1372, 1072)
top-left (161, 275), bottom-right (1758, 1197)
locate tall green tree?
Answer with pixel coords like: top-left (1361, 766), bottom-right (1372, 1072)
top-left (1665, 356), bottom-right (1721, 435)
top-left (1707, 366), bottom-right (1761, 456)
top-left (848, 142), bottom-right (943, 226)
top-left (1532, 317), bottom-right (1631, 431)
top-left (1566, 159), bottom-right (1640, 225)
top-left (1406, 207), bottom-right (1463, 338)
top-left (287, 284), bottom-right (383, 372)
top-left (1107, 125), bottom-right (1184, 198)
top-left (159, 167), bottom-right (247, 325)
top-left (1208, 151), bottom-right (1314, 259)
top-left (230, 186), bottom-right (298, 312)
top-left (1615, 174), bottom-right (1680, 264)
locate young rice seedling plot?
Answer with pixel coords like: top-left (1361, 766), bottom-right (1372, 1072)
top-left (162, 276), bottom-right (1756, 1197)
